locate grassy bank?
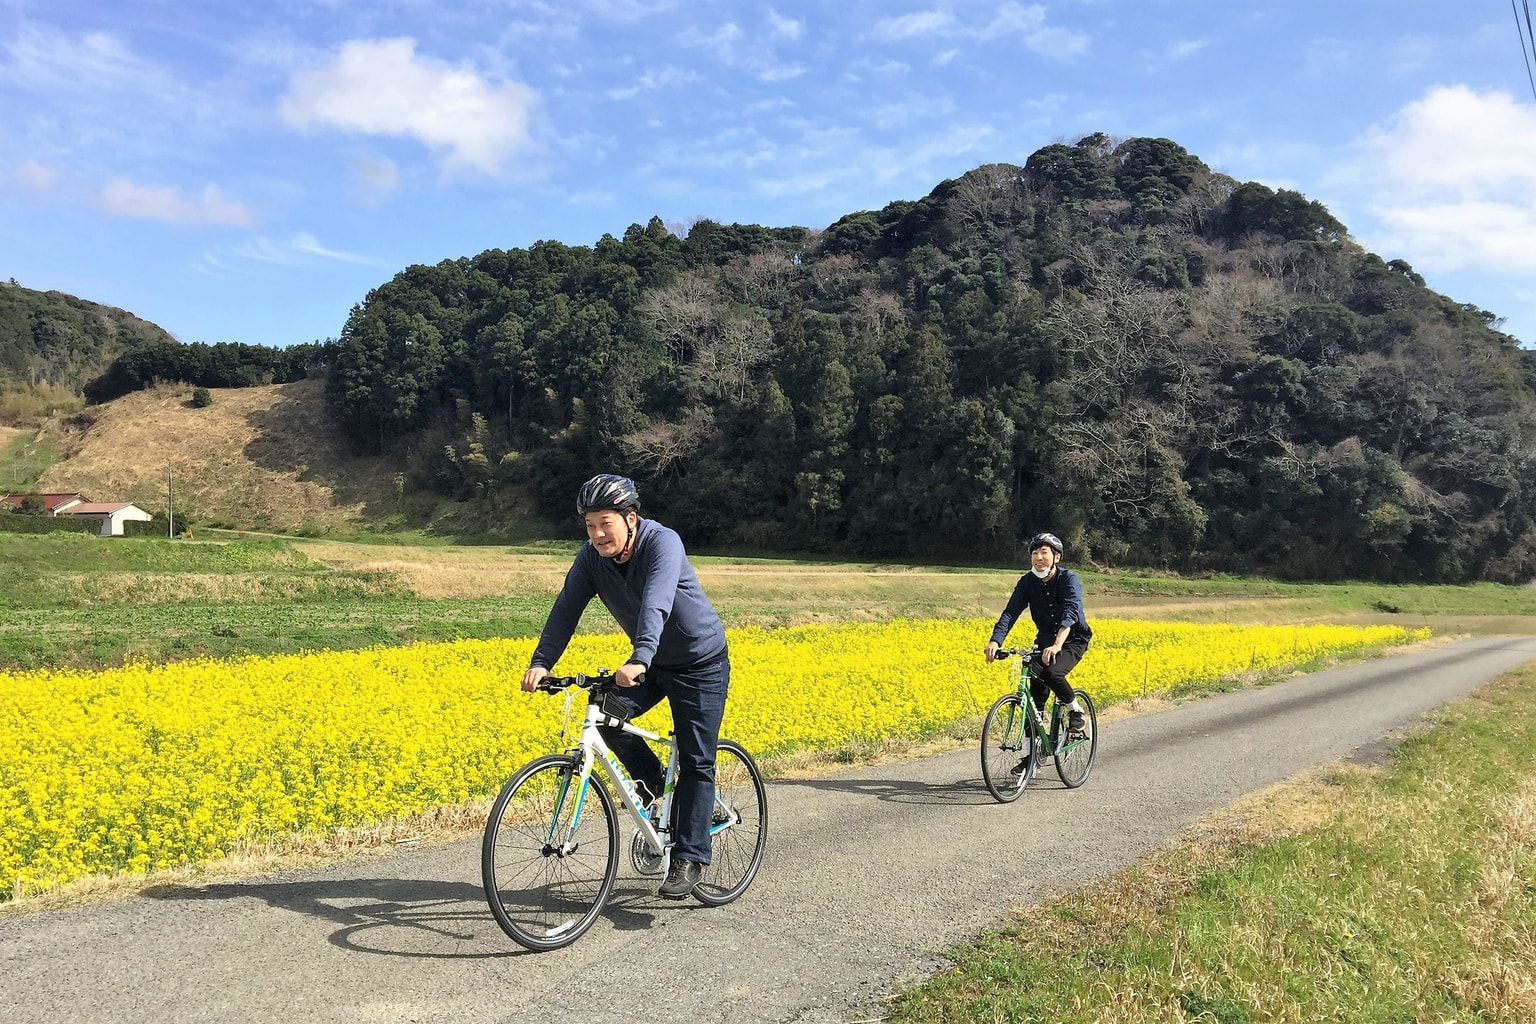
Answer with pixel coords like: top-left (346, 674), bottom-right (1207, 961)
top-left (5, 531), bottom-right (1536, 671)
top-left (891, 666), bottom-right (1536, 1024)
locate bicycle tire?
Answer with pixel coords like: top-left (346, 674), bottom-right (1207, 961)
top-left (1052, 689), bottom-right (1098, 788)
top-left (692, 739), bottom-right (768, 906)
top-left (980, 693), bottom-right (1034, 802)
top-left (482, 754), bottom-right (619, 951)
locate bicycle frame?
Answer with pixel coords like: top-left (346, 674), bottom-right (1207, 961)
top-left (544, 680), bottom-right (742, 869)
top-left (999, 649), bottom-right (1086, 759)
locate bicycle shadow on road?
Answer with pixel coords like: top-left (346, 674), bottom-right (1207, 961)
top-left (773, 775), bottom-right (996, 805)
top-left (142, 876), bottom-right (521, 958)
top-left (141, 874), bottom-right (680, 958)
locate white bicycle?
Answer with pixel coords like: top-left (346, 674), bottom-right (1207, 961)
top-left (481, 669), bottom-right (768, 951)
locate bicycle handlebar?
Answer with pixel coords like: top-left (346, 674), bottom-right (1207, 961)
top-left (535, 670), bottom-right (646, 694)
top-left (994, 647), bottom-right (1039, 659)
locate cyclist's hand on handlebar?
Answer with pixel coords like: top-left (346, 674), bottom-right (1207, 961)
top-left (520, 665), bottom-right (550, 693)
top-left (615, 661), bottom-right (646, 688)
top-left (984, 640), bottom-right (1000, 663)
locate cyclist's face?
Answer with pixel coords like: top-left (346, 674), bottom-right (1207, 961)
top-left (584, 510), bottom-right (634, 557)
top-left (1030, 545), bottom-right (1058, 573)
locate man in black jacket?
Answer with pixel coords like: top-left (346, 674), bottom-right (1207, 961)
top-left (984, 531), bottom-right (1092, 731)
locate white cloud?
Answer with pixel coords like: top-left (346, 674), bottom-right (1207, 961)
top-left (98, 179), bottom-right (256, 227)
top-left (606, 65), bottom-right (701, 100)
top-left (872, 11), bottom-right (955, 42)
top-left (350, 154), bottom-right (401, 206)
top-left (278, 37), bottom-right (540, 177)
top-left (988, 3), bottom-right (1089, 57)
top-left (869, 4), bottom-right (1086, 58)
top-left (15, 159), bottom-right (59, 192)
top-left (758, 63), bottom-right (808, 83)
top-left (1355, 86), bottom-right (1536, 273)
top-left (680, 19), bottom-right (806, 82)
top-left (1166, 39), bottom-right (1209, 61)
top-left (237, 233), bottom-right (378, 266)
top-left (768, 11), bottom-right (803, 41)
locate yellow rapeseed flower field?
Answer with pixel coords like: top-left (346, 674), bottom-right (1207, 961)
top-left (0, 618), bottom-right (1424, 895)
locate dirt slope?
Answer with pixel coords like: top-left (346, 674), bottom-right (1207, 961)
top-left (36, 379), bottom-right (398, 532)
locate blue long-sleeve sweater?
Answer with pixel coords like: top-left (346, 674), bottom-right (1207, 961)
top-left (530, 517), bottom-right (727, 672)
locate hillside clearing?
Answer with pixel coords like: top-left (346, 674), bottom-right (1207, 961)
top-left (35, 379), bottom-right (398, 533)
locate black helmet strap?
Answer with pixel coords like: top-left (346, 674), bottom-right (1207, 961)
top-left (613, 509), bottom-right (637, 563)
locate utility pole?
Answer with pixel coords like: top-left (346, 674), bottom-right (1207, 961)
top-left (167, 465), bottom-right (174, 538)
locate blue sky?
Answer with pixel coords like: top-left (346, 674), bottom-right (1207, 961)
top-left (3, 1), bottom-right (1534, 350)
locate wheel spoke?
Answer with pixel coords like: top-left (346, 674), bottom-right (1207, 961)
top-left (693, 740), bottom-right (767, 906)
top-left (482, 756), bottom-right (619, 950)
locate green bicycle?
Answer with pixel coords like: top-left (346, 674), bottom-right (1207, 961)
top-left (979, 647), bottom-right (1098, 802)
top-left (482, 668), bottom-right (768, 951)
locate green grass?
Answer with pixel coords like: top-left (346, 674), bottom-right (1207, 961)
top-left (890, 668), bottom-right (1536, 1024)
top-left (4, 530), bottom-right (1536, 673)
top-left (0, 533), bottom-right (610, 670)
top-left (0, 598), bottom-right (557, 671)
top-left (0, 429), bottom-right (58, 492)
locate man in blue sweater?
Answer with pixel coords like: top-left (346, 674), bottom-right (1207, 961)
top-left (984, 532), bottom-right (1092, 734)
top-left (521, 474), bottom-right (729, 899)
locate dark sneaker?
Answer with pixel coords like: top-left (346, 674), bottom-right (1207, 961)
top-left (658, 859), bottom-right (703, 899)
top-left (1008, 757), bottom-right (1029, 776)
top-left (1068, 710), bottom-right (1086, 732)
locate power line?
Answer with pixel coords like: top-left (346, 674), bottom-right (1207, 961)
top-left (1516, 0), bottom-right (1536, 103)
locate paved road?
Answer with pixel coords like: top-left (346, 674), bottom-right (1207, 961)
top-left (5, 636), bottom-right (1535, 1024)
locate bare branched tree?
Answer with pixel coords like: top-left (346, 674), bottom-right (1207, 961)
top-left (617, 417), bottom-right (712, 477)
top-left (847, 288), bottom-right (907, 340)
top-left (634, 272), bottom-right (723, 362)
top-left (947, 163), bottom-right (1033, 233)
top-left (690, 314), bottom-right (774, 402)
top-left (726, 250), bottom-right (798, 307)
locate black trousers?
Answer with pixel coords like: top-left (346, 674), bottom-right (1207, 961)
top-left (1028, 636), bottom-right (1089, 711)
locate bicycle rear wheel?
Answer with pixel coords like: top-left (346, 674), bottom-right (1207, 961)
top-left (1052, 689), bottom-right (1098, 788)
top-left (693, 739), bottom-right (768, 906)
top-left (981, 693), bottom-right (1035, 802)
top-left (482, 754), bottom-right (618, 951)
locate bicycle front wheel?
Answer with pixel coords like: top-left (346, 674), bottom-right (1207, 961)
top-left (482, 754), bottom-right (619, 951)
top-left (980, 693), bottom-right (1034, 802)
top-left (1052, 689), bottom-right (1098, 788)
top-left (693, 739), bottom-right (768, 907)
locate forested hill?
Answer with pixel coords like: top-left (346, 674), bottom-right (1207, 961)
top-left (0, 281), bottom-right (176, 396)
top-left (327, 133), bottom-right (1536, 583)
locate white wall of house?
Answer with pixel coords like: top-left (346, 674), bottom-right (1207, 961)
top-left (65, 505), bottom-right (155, 536)
top-left (102, 506), bottom-right (153, 537)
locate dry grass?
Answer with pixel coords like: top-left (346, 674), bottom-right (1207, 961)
top-left (35, 379), bottom-right (398, 532)
top-left (290, 541), bottom-right (1329, 627)
top-left (296, 541), bottom-right (574, 599)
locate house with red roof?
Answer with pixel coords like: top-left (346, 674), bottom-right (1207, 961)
top-left (1, 492), bottom-right (87, 514)
top-left (3, 493), bottom-right (153, 536)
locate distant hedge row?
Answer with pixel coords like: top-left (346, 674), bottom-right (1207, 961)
top-left (0, 516), bottom-right (184, 537)
top-left (0, 515), bottom-right (101, 535)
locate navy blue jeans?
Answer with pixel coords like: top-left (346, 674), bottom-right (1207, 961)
top-left (598, 657), bottom-right (729, 865)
